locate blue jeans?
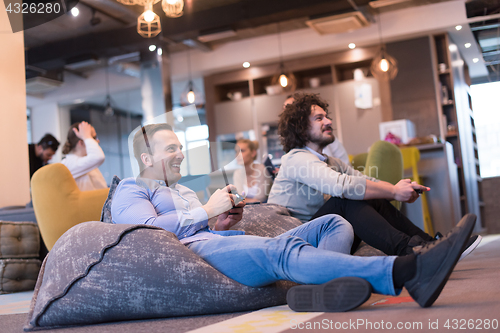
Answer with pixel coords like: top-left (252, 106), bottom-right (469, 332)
top-left (187, 214), bottom-right (398, 295)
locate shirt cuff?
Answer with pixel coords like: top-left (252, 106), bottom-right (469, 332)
top-left (191, 206), bottom-right (209, 225)
top-left (83, 138), bottom-right (98, 145)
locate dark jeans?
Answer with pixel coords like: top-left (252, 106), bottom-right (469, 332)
top-left (310, 197), bottom-right (434, 256)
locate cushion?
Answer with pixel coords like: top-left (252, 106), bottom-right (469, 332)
top-left (0, 221), bottom-right (40, 259)
top-left (100, 175), bottom-right (121, 223)
top-left (25, 221), bottom-right (293, 331)
top-left (0, 259), bottom-right (41, 294)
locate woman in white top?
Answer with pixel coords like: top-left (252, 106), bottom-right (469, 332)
top-left (233, 139), bottom-right (273, 203)
top-left (61, 121), bottom-right (107, 191)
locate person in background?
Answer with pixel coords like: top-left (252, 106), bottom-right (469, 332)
top-left (61, 121), bottom-right (107, 191)
top-left (270, 92), bottom-right (481, 259)
top-left (233, 139), bottom-right (273, 203)
top-left (283, 95), bottom-right (350, 165)
top-left (28, 134), bottom-right (60, 179)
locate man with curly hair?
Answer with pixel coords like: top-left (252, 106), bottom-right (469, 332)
top-left (282, 95), bottom-right (350, 164)
top-left (268, 92), bottom-right (481, 258)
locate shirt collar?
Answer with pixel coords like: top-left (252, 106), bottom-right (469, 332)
top-left (305, 146), bottom-right (327, 162)
top-left (136, 177), bottom-right (178, 190)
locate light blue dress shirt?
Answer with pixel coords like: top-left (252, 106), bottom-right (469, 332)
top-left (111, 177), bottom-right (244, 244)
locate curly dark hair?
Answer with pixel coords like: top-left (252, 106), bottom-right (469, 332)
top-left (278, 92), bottom-right (329, 153)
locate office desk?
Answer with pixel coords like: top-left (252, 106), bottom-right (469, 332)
top-left (403, 142), bottom-right (462, 234)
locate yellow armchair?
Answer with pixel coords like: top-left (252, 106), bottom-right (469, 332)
top-left (31, 163), bottom-right (109, 251)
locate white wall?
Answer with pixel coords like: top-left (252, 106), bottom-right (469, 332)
top-left (31, 103), bottom-right (63, 163)
top-left (0, 3), bottom-right (30, 206)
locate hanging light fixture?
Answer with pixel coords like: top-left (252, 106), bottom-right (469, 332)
top-left (137, 2), bottom-right (161, 38)
top-left (186, 82), bottom-right (195, 104)
top-left (181, 50), bottom-right (199, 105)
top-left (162, 0), bottom-right (184, 18)
top-left (271, 23), bottom-right (296, 92)
top-left (117, 0), bottom-right (183, 37)
top-left (103, 63), bottom-right (115, 117)
top-left (370, 12), bottom-right (398, 80)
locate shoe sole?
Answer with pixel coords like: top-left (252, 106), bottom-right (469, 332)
top-left (417, 214), bottom-right (476, 307)
top-left (287, 277), bottom-right (372, 312)
top-left (459, 235), bottom-right (482, 261)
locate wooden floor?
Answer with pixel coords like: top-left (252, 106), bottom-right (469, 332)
top-left (1, 235), bottom-right (499, 333)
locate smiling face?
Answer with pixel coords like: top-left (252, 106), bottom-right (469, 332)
top-left (142, 130), bottom-right (184, 184)
top-left (307, 105), bottom-right (335, 149)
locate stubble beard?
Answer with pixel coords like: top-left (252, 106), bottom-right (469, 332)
top-left (309, 132), bottom-right (335, 150)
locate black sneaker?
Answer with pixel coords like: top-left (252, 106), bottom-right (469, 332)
top-left (419, 230), bottom-right (481, 261)
top-left (287, 277), bottom-right (372, 312)
top-left (459, 234), bottom-right (482, 261)
top-left (404, 214), bottom-right (476, 308)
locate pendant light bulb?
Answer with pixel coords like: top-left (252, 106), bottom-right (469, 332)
top-left (279, 74), bottom-right (288, 88)
top-left (379, 58), bottom-right (389, 72)
top-left (143, 9), bottom-right (155, 22)
top-left (187, 90), bottom-right (195, 104)
top-left (104, 104), bottom-right (114, 117)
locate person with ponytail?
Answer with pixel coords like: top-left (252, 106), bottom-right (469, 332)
top-left (61, 121), bottom-right (107, 191)
top-left (233, 139), bottom-right (273, 203)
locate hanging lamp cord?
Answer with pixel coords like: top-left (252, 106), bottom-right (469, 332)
top-left (187, 49), bottom-right (193, 83)
top-left (105, 60), bottom-right (111, 101)
top-left (277, 22), bottom-right (285, 68)
top-left (377, 11), bottom-right (385, 52)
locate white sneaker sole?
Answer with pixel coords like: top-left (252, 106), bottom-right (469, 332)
top-left (459, 235), bottom-right (482, 261)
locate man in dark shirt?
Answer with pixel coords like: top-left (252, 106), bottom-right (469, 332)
top-left (29, 134), bottom-right (60, 179)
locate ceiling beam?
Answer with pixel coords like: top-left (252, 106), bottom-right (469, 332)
top-left (470, 22), bottom-right (500, 32)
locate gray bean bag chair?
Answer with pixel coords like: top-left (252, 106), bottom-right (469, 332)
top-left (24, 222), bottom-right (295, 331)
top-left (25, 177), bottom-right (301, 331)
top-left (26, 176), bottom-right (383, 331)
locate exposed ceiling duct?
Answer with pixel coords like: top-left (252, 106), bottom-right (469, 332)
top-left (26, 77), bottom-right (63, 96)
top-left (197, 29), bottom-right (237, 43)
top-left (65, 55), bottom-right (102, 71)
top-left (368, 0), bottom-right (411, 9)
top-left (306, 11), bottom-right (370, 35)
